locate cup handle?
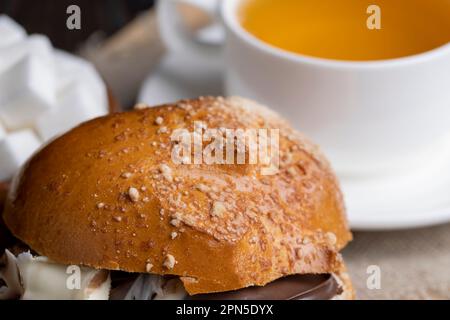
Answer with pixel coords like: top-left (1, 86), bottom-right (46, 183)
top-left (157, 0), bottom-right (223, 61)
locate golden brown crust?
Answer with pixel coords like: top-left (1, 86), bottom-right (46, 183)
top-left (3, 96), bottom-right (352, 294)
top-left (332, 264), bottom-right (355, 300)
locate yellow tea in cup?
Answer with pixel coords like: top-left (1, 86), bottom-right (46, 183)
top-left (239, 0), bottom-right (450, 61)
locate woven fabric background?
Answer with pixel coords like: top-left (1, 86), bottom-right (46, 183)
top-left (344, 223), bottom-right (450, 299)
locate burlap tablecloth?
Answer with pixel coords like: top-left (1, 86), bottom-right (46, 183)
top-left (344, 223), bottom-right (450, 299)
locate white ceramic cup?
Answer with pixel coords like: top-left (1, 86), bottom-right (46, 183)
top-left (157, 0), bottom-right (450, 177)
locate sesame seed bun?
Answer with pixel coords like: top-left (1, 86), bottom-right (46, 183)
top-left (2, 97), bottom-right (352, 295)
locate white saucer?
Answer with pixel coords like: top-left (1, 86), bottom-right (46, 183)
top-left (139, 53), bottom-right (450, 231)
top-left (138, 53), bottom-right (223, 106)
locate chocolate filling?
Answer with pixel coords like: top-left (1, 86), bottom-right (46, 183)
top-left (2, 241), bottom-right (342, 300)
top-left (189, 274), bottom-right (341, 300)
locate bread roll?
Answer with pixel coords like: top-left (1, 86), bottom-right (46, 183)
top-left (3, 96), bottom-right (352, 295)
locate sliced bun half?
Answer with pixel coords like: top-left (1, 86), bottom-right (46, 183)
top-left (3, 97), bottom-right (352, 295)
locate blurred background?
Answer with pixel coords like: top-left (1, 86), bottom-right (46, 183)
top-left (1, 0), bottom-right (160, 108)
top-left (0, 0), bottom-right (155, 52)
top-left (0, 0), bottom-right (211, 107)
